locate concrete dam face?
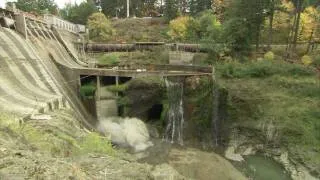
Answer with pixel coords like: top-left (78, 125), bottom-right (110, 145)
top-left (0, 15), bottom-right (155, 151)
top-left (0, 27), bottom-right (64, 115)
top-left (0, 18), bottom-right (93, 128)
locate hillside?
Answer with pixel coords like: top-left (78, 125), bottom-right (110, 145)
top-left (110, 18), bottom-right (169, 43)
top-left (217, 61), bottom-right (320, 177)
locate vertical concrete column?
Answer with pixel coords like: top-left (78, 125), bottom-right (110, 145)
top-left (15, 14), bottom-right (27, 39)
top-left (96, 76), bottom-right (101, 120)
top-left (127, 0), bottom-right (130, 18)
top-left (115, 76), bottom-right (119, 97)
top-left (97, 76), bottom-right (101, 101)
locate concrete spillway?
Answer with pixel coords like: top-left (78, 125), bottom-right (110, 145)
top-left (0, 27), bottom-right (64, 115)
top-left (0, 26), bottom-right (93, 128)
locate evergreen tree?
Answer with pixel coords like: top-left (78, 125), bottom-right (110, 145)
top-left (164, 0), bottom-right (178, 20)
top-left (16, 0), bottom-right (58, 14)
top-left (223, 0), bottom-right (270, 56)
top-left (60, 0), bottom-right (97, 25)
top-left (190, 0), bottom-right (212, 16)
top-left (101, 0), bottom-right (125, 18)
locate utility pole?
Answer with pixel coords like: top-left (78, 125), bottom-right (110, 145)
top-left (127, 0), bottom-right (130, 18)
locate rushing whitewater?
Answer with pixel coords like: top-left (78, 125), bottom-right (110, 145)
top-left (97, 117), bottom-right (153, 152)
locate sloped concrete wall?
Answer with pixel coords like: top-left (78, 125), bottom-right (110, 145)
top-left (0, 27), bottom-right (64, 115)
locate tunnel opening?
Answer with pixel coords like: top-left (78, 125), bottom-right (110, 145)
top-left (101, 76), bottom-right (116, 86)
top-left (147, 104), bottom-right (163, 121)
top-left (80, 75), bottom-right (96, 86)
top-left (119, 77), bottom-right (132, 84)
top-left (118, 105), bottom-right (124, 117)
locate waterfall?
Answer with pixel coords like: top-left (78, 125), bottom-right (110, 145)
top-left (212, 81), bottom-right (220, 146)
top-left (211, 67), bottom-right (220, 146)
top-left (164, 77), bottom-right (184, 145)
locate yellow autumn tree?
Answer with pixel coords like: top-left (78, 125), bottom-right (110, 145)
top-left (262, 0), bottom-right (295, 43)
top-left (168, 16), bottom-right (192, 41)
top-left (272, 0), bottom-right (295, 30)
top-left (299, 7), bottom-right (320, 41)
top-left (87, 12), bottom-right (115, 42)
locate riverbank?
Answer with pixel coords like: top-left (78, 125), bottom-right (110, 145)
top-left (217, 61), bottom-right (320, 179)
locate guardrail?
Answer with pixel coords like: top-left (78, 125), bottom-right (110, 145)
top-left (44, 14), bottom-right (85, 34)
top-left (0, 8), bottom-right (86, 35)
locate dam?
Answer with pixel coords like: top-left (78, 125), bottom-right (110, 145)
top-left (0, 8), bottom-right (213, 134)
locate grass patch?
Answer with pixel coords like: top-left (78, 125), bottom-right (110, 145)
top-left (111, 18), bottom-right (169, 42)
top-left (98, 54), bottom-right (120, 66)
top-left (95, 48), bottom-right (169, 65)
top-left (217, 60), bottom-right (315, 78)
top-left (0, 113), bottom-right (115, 157)
top-left (76, 132), bottom-right (115, 156)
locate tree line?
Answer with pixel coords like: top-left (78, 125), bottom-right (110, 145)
top-left (7, 0), bottom-right (319, 59)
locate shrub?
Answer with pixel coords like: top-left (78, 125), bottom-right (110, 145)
top-left (168, 16), bottom-right (192, 41)
top-left (88, 13), bottom-right (114, 42)
top-left (221, 18), bottom-right (251, 57)
top-left (147, 47), bottom-right (170, 64)
top-left (217, 61), bottom-right (314, 78)
top-left (105, 84), bottom-right (128, 93)
top-left (312, 55), bottom-right (320, 68)
top-left (301, 55), bottom-right (313, 66)
top-left (264, 51), bottom-right (275, 61)
top-left (98, 54), bottom-right (119, 66)
top-left (198, 10), bottom-right (221, 40)
top-left (80, 83), bottom-right (96, 98)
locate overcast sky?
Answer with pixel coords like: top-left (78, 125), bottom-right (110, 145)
top-left (54, 0), bottom-right (85, 8)
top-left (0, 0), bottom-right (6, 8)
top-left (0, 0), bottom-right (86, 9)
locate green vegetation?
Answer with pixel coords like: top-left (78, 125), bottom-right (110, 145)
top-left (80, 83), bottom-right (96, 98)
top-left (301, 55), bottom-right (313, 65)
top-left (60, 0), bottom-right (97, 25)
top-left (127, 76), bottom-right (165, 88)
top-left (0, 112), bottom-right (115, 157)
top-left (167, 10), bottom-right (221, 43)
top-left (264, 51), bottom-right (275, 61)
top-left (96, 48), bottom-right (169, 65)
top-left (217, 61), bottom-right (320, 171)
top-left (313, 55), bottom-right (320, 67)
top-left (88, 13), bottom-right (115, 42)
top-left (217, 60), bottom-right (314, 78)
top-left (168, 16), bottom-right (191, 41)
top-left (13, 0), bottom-right (58, 15)
top-left (98, 53), bottom-right (120, 65)
top-left (185, 76), bottom-right (214, 129)
top-left (105, 84), bottom-right (128, 93)
top-left (111, 18), bottom-right (169, 42)
top-left (77, 132), bottom-right (115, 156)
